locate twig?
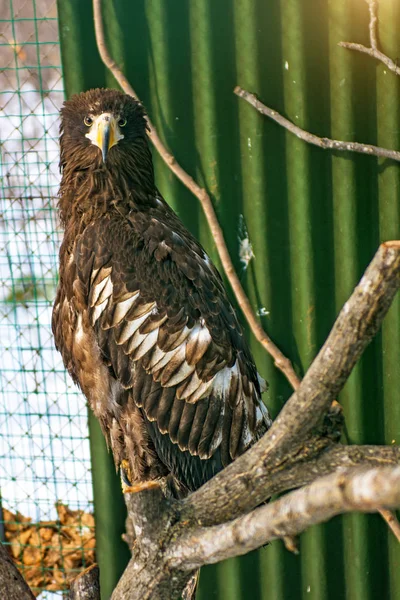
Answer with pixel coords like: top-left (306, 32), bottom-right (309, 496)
top-left (234, 86), bottom-right (400, 162)
top-left (379, 509), bottom-right (400, 543)
top-left (339, 0), bottom-right (400, 76)
top-left (170, 466), bottom-right (400, 569)
top-left (91, 0), bottom-right (300, 390)
top-left (182, 242), bottom-right (400, 525)
top-left (367, 0), bottom-right (378, 50)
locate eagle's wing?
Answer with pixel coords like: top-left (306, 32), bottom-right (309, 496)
top-left (63, 202), bottom-right (270, 490)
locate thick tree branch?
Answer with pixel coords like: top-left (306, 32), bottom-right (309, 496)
top-left (339, 0), bottom-right (400, 76)
top-left (0, 542), bottom-right (35, 600)
top-left (92, 0), bottom-right (300, 391)
top-left (234, 86), bottom-right (400, 162)
top-left (170, 466), bottom-right (400, 570)
top-left (182, 242), bottom-right (400, 525)
top-left (240, 443), bottom-right (400, 501)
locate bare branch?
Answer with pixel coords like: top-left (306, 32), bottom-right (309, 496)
top-left (69, 564), bottom-right (100, 600)
top-left (170, 466), bottom-right (400, 569)
top-left (339, 0), bottom-right (400, 76)
top-left (182, 242), bottom-right (400, 525)
top-left (234, 86), bottom-right (400, 162)
top-left (248, 443), bottom-right (400, 500)
top-left (0, 542), bottom-right (35, 600)
top-left (91, 0), bottom-right (300, 390)
top-left (368, 0), bottom-right (378, 50)
top-left (338, 43), bottom-right (400, 76)
top-left (378, 509), bottom-right (400, 543)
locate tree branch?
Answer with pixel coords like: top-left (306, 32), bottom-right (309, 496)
top-left (339, 0), bottom-right (400, 76)
top-left (69, 564), bottom-right (101, 600)
top-left (182, 242), bottom-right (400, 525)
top-left (238, 443), bottom-right (400, 501)
top-left (379, 509), bottom-right (400, 542)
top-left (170, 466), bottom-right (400, 570)
top-left (234, 86), bottom-right (400, 162)
top-left (0, 542), bottom-right (35, 600)
top-left (91, 0), bottom-right (300, 390)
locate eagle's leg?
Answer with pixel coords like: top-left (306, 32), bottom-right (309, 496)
top-left (120, 459), bottom-right (161, 494)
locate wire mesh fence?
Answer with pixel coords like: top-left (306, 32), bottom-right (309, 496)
top-left (0, 0), bottom-right (95, 596)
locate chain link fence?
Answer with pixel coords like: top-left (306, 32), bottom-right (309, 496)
top-left (0, 0), bottom-right (95, 595)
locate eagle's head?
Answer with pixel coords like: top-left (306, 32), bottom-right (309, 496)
top-left (58, 89), bottom-right (155, 223)
top-left (59, 88), bottom-right (150, 172)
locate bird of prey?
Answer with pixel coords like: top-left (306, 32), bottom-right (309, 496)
top-left (52, 88), bottom-right (271, 495)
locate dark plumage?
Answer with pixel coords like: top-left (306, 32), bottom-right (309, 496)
top-left (52, 88), bottom-right (271, 494)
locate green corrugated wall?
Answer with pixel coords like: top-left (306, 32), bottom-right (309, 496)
top-left (56, 0), bottom-right (400, 598)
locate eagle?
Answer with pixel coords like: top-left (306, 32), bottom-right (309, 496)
top-left (52, 88), bottom-right (271, 496)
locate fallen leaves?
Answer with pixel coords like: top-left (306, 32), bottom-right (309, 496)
top-left (3, 502), bottom-right (96, 596)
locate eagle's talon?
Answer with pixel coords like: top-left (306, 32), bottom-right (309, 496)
top-left (120, 459), bottom-right (132, 489)
top-left (123, 480), bottom-right (161, 495)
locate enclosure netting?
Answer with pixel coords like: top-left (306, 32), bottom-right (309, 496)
top-left (0, 0), bottom-right (95, 596)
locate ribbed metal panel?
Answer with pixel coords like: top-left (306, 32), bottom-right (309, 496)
top-left (57, 0), bottom-right (400, 598)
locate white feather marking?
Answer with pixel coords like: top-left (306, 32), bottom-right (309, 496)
top-left (157, 344), bottom-right (186, 376)
top-left (256, 401), bottom-right (272, 427)
top-left (164, 360), bottom-right (196, 387)
top-left (148, 345), bottom-right (167, 369)
top-left (91, 297), bottom-right (109, 325)
top-left (186, 322), bottom-right (212, 346)
top-left (90, 276), bottom-right (109, 306)
top-left (185, 378), bottom-right (214, 403)
top-left (257, 372), bottom-right (267, 393)
top-left (169, 325), bottom-right (191, 349)
top-left (75, 314), bottom-right (85, 343)
top-left (132, 328), bottom-right (159, 360)
top-left (178, 370), bottom-right (203, 399)
top-left (116, 312), bottom-right (151, 345)
top-left (91, 268), bottom-right (99, 284)
top-left (127, 301), bottom-right (156, 319)
top-left (191, 324), bottom-right (211, 360)
top-left (148, 337), bottom-right (187, 371)
top-left (112, 292), bottom-right (140, 326)
top-left (90, 273), bottom-right (113, 307)
top-left (93, 266), bottom-right (112, 284)
top-left (241, 421), bottom-right (253, 447)
top-left (96, 276), bottom-right (113, 305)
top-left (212, 361), bottom-right (239, 397)
top-left (146, 326), bottom-right (192, 372)
top-left (126, 330), bottom-right (147, 354)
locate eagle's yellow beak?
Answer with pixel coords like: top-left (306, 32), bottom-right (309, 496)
top-left (85, 113), bottom-right (124, 162)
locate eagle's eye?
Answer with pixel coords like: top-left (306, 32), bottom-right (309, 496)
top-left (118, 117), bottom-right (127, 127)
top-left (84, 116), bottom-right (93, 127)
